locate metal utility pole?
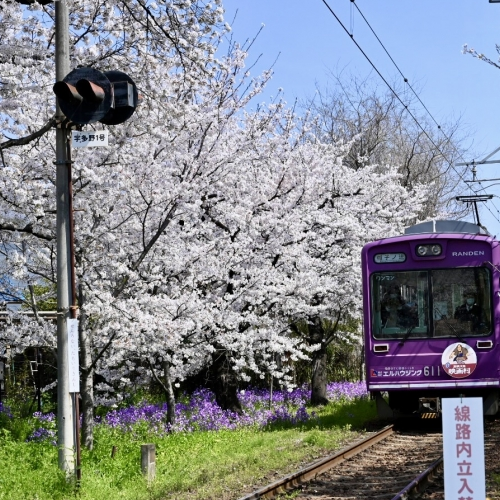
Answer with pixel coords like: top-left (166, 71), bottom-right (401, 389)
top-left (456, 146), bottom-right (500, 230)
top-left (54, 0), bottom-right (76, 474)
top-left (14, 0), bottom-right (139, 478)
top-left (45, 0), bottom-right (137, 477)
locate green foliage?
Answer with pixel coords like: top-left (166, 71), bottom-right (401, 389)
top-left (5, 417), bottom-right (33, 442)
top-left (0, 408), bottom-right (10, 430)
top-left (0, 438), bottom-right (73, 500)
top-left (0, 397), bottom-right (377, 500)
top-left (493, 473), bottom-right (500, 488)
top-left (0, 403), bottom-right (54, 442)
top-left (292, 317), bottom-right (363, 385)
top-left (3, 358), bottom-right (36, 418)
top-left (3, 349), bottom-right (58, 416)
top-left (22, 283), bottom-right (57, 312)
top-left (326, 339), bottom-right (363, 382)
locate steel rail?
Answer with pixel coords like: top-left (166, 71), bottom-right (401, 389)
top-left (237, 424), bottom-right (394, 500)
top-left (391, 456), bottom-right (444, 500)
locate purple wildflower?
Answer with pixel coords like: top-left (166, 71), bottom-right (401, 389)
top-left (26, 427), bottom-right (57, 445)
top-left (25, 411), bottom-right (57, 445)
top-left (0, 402), bottom-right (12, 419)
top-left (96, 381), bottom-right (366, 434)
top-left (33, 411), bottom-right (56, 423)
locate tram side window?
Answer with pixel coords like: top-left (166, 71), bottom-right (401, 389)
top-left (432, 268), bottom-right (491, 337)
top-left (371, 272), bottom-right (429, 339)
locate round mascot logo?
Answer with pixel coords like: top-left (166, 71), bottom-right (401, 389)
top-left (441, 342), bottom-right (477, 379)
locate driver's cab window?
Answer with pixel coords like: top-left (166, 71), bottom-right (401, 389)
top-left (371, 271), bottom-right (429, 339)
top-left (433, 268), bottom-right (491, 337)
top-left (371, 268), bottom-right (492, 339)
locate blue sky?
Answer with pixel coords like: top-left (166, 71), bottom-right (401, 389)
top-left (222, 0), bottom-right (500, 235)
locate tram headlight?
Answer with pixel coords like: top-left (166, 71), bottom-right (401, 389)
top-left (417, 246), bottom-right (428, 256)
top-left (431, 244), bottom-right (441, 255)
top-left (416, 244), bottom-right (442, 257)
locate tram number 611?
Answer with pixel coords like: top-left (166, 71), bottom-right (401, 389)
top-left (423, 366), bottom-right (441, 376)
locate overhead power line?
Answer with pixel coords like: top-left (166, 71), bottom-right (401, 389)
top-left (319, 0), bottom-right (500, 226)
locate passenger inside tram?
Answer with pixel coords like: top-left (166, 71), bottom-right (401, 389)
top-left (454, 292), bottom-right (483, 332)
top-left (380, 286), bottom-right (418, 329)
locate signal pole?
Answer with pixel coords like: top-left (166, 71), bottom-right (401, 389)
top-left (50, 0), bottom-right (137, 477)
top-left (11, 0), bottom-right (137, 478)
top-left (55, 0), bottom-right (76, 474)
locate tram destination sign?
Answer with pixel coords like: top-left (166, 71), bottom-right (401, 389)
top-left (373, 252), bottom-right (406, 263)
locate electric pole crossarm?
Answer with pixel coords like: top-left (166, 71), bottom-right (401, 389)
top-left (456, 144), bottom-right (500, 167)
top-left (456, 160), bottom-right (500, 166)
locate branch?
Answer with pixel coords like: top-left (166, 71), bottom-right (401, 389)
top-left (462, 44), bottom-right (500, 70)
top-left (0, 222), bottom-right (53, 241)
top-left (0, 117), bottom-right (56, 151)
top-left (147, 357), bottom-right (169, 395)
top-left (112, 202), bottom-right (178, 298)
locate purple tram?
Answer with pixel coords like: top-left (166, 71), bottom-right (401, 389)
top-left (362, 220), bottom-right (500, 418)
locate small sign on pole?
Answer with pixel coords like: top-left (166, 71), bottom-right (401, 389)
top-left (67, 319), bottom-right (80, 393)
top-left (71, 130), bottom-right (108, 148)
top-left (442, 397), bottom-right (485, 499)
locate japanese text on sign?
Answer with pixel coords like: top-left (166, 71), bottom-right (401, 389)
top-left (369, 365), bottom-right (441, 378)
top-left (442, 398), bottom-right (485, 500)
top-left (71, 130), bottom-right (108, 148)
top-left (67, 318), bottom-right (80, 393)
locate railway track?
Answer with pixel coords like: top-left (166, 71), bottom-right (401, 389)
top-left (237, 424), bottom-right (443, 500)
top-left (292, 428), bottom-right (443, 500)
top-left (237, 418), bottom-right (500, 500)
top-left (417, 417), bottom-right (500, 500)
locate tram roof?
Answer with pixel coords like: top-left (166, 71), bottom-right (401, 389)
top-left (404, 220), bottom-right (490, 236)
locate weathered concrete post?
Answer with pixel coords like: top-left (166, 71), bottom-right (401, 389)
top-left (141, 444), bottom-right (156, 483)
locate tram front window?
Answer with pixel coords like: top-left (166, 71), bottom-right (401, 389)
top-left (371, 271), bottom-right (429, 339)
top-left (371, 268), bottom-right (491, 339)
top-left (432, 268), bottom-right (491, 337)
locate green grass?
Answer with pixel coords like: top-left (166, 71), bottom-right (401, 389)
top-left (0, 397), bottom-right (377, 500)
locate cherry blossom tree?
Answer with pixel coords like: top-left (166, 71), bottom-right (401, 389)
top-left (462, 43), bottom-right (500, 70)
top-left (0, 0), bottom-right (429, 447)
top-left (306, 73), bottom-right (471, 222)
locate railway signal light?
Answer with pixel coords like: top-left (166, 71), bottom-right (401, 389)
top-left (99, 70), bottom-right (139, 126)
top-left (53, 67), bottom-right (138, 125)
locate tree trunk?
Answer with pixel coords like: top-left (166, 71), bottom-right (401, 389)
top-left (211, 350), bottom-right (242, 414)
top-left (80, 363), bottom-right (94, 450)
top-left (309, 320), bottom-right (329, 406)
top-left (162, 360), bottom-right (176, 426)
top-left (310, 345), bottom-right (329, 405)
top-left (78, 287), bottom-right (94, 450)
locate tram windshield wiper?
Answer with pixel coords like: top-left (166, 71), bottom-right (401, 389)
top-left (443, 322), bottom-right (465, 343)
top-left (433, 308), bottom-right (465, 343)
top-left (398, 323), bottom-right (417, 346)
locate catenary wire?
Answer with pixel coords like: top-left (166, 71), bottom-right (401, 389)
top-left (351, 0), bottom-right (442, 133)
top-left (318, 0), bottom-right (464, 181)
top-left (350, 0), bottom-right (500, 223)
top-left (319, 0), bottom-right (500, 225)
